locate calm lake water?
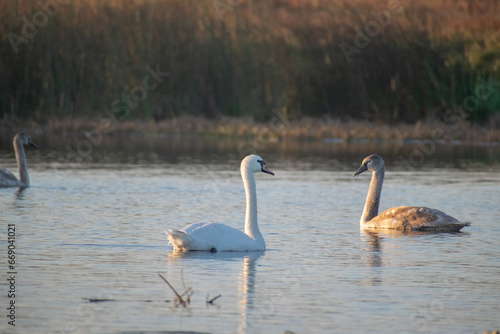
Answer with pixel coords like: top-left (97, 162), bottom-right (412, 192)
top-left (1, 134), bottom-right (500, 334)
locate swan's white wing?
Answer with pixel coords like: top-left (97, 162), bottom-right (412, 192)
top-left (185, 222), bottom-right (252, 245)
top-left (0, 168), bottom-right (22, 187)
top-left (181, 222), bottom-right (213, 234)
top-left (167, 222), bottom-right (263, 252)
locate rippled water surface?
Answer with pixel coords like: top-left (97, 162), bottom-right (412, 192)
top-left (1, 135), bottom-right (499, 334)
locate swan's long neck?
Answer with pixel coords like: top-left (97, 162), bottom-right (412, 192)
top-left (361, 168), bottom-right (384, 225)
top-left (14, 138), bottom-right (29, 186)
top-left (242, 169), bottom-right (264, 243)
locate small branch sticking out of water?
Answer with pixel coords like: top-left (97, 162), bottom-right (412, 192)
top-left (206, 293), bottom-right (221, 305)
top-left (158, 273), bottom-right (192, 307)
top-left (180, 269), bottom-right (192, 304)
top-left (158, 273), bottom-right (183, 301)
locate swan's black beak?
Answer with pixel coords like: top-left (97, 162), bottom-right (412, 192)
top-left (28, 139), bottom-right (38, 149)
top-left (353, 164), bottom-right (367, 177)
top-left (261, 164), bottom-right (274, 176)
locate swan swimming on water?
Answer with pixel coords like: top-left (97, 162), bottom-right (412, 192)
top-left (0, 133), bottom-right (38, 188)
top-left (166, 154), bottom-right (274, 252)
top-left (353, 154), bottom-right (470, 232)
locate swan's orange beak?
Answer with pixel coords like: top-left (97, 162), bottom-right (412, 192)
top-left (261, 165), bottom-right (274, 176)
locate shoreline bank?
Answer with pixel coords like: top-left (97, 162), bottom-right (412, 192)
top-left (1, 116), bottom-right (500, 144)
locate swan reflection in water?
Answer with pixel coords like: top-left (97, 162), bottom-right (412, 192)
top-left (359, 227), bottom-right (470, 287)
top-left (237, 252), bottom-right (263, 334)
top-left (360, 230), bottom-right (383, 269)
top-left (167, 250), bottom-right (264, 333)
top-left (360, 228), bottom-right (445, 265)
top-left (360, 229), bottom-right (443, 286)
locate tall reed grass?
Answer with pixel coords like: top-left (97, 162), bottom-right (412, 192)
top-left (1, 0), bottom-right (499, 124)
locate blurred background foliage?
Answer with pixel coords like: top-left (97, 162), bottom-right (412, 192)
top-left (0, 0), bottom-right (499, 124)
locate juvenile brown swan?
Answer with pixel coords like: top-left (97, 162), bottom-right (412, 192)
top-left (0, 133), bottom-right (38, 188)
top-left (353, 154), bottom-right (470, 232)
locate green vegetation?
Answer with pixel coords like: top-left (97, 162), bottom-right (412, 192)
top-left (1, 0), bottom-right (499, 124)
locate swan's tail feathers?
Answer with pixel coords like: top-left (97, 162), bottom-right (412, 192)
top-left (459, 222), bottom-right (472, 230)
top-left (166, 229), bottom-right (194, 251)
top-left (448, 221), bottom-right (471, 232)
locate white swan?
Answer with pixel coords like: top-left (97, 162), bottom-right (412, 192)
top-left (353, 154), bottom-right (470, 232)
top-left (166, 154), bottom-right (274, 252)
top-left (0, 133), bottom-right (38, 188)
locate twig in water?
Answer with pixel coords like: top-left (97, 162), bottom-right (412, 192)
top-left (158, 273), bottom-right (183, 302)
top-left (83, 298), bottom-right (117, 303)
top-left (206, 293), bottom-right (222, 305)
top-left (82, 297), bottom-right (170, 303)
top-left (158, 273), bottom-right (192, 307)
top-left (180, 268), bottom-right (192, 304)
